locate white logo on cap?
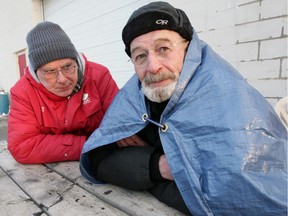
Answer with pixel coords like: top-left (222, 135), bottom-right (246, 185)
top-left (156, 19), bottom-right (168, 25)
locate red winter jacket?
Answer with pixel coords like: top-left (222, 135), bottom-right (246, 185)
top-left (8, 55), bottom-right (119, 164)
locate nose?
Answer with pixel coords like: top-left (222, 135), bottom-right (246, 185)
top-left (146, 52), bottom-right (161, 74)
top-left (56, 71), bottom-right (68, 83)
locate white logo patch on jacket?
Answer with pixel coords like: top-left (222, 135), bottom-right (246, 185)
top-left (82, 93), bottom-right (91, 104)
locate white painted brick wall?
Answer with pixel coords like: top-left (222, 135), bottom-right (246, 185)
top-left (231, 0), bottom-right (287, 104)
top-left (281, 59), bottom-right (288, 78)
top-left (236, 2), bottom-right (260, 24)
top-left (198, 28), bottom-right (236, 47)
top-left (206, 9), bottom-right (235, 30)
top-left (248, 79), bottom-right (287, 97)
top-left (261, 0), bottom-right (287, 18)
top-left (236, 0), bottom-right (256, 5)
top-left (236, 59), bottom-right (281, 79)
top-left (260, 38), bottom-right (287, 59)
top-left (173, 0), bottom-right (286, 105)
top-left (236, 18), bottom-right (284, 42)
top-left (174, 0), bottom-right (287, 104)
top-left (216, 42), bottom-right (259, 63)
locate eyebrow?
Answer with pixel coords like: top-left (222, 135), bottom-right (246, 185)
top-left (41, 61), bottom-right (75, 71)
top-left (131, 38), bottom-right (172, 55)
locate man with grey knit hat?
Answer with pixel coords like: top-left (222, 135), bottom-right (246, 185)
top-left (80, 2), bottom-right (287, 216)
top-left (8, 21), bottom-right (119, 164)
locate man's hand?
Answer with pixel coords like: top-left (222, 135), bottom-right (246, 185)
top-left (117, 134), bottom-right (148, 148)
top-left (159, 155), bottom-right (174, 180)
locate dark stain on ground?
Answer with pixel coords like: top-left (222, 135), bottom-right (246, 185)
top-left (104, 190), bottom-right (112, 195)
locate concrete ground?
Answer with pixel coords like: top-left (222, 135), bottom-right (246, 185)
top-left (0, 117), bottom-right (7, 141)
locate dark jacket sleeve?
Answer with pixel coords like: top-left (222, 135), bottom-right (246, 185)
top-left (88, 144), bottom-right (155, 190)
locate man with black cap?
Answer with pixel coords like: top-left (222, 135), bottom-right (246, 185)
top-left (80, 2), bottom-right (287, 215)
top-left (8, 21), bottom-right (119, 164)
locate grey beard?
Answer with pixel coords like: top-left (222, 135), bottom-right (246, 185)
top-left (141, 73), bottom-right (179, 103)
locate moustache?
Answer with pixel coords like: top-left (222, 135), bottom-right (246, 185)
top-left (144, 72), bottom-right (177, 85)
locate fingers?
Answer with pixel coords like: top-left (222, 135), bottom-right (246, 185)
top-left (116, 134), bottom-right (148, 148)
top-left (129, 134), bottom-right (148, 146)
top-left (116, 139), bottom-right (129, 147)
top-left (158, 155), bottom-right (174, 181)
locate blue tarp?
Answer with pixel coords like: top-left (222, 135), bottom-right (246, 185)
top-left (80, 30), bottom-right (287, 216)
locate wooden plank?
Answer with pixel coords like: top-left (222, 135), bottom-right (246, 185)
top-left (47, 184), bottom-right (127, 216)
top-left (0, 142), bottom-right (127, 216)
top-left (47, 161), bottom-right (185, 216)
top-left (0, 117), bottom-right (7, 141)
top-left (0, 169), bottom-right (47, 216)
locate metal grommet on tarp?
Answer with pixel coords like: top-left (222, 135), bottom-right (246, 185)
top-left (161, 123), bottom-right (168, 132)
top-left (141, 113), bottom-right (168, 132)
top-left (142, 113), bottom-right (148, 122)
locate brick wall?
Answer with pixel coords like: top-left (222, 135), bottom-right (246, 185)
top-left (189, 0), bottom-right (287, 105)
top-left (235, 0), bottom-right (287, 105)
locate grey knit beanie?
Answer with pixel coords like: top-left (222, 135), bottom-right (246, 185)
top-left (26, 21), bottom-right (78, 71)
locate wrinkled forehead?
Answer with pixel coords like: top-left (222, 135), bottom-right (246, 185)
top-left (130, 30), bottom-right (184, 51)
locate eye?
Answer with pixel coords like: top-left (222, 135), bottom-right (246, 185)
top-left (44, 69), bottom-right (57, 74)
top-left (62, 64), bottom-right (72, 72)
top-left (157, 46), bottom-right (170, 54)
top-left (136, 53), bottom-right (146, 60)
top-left (134, 53), bottom-right (147, 64)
